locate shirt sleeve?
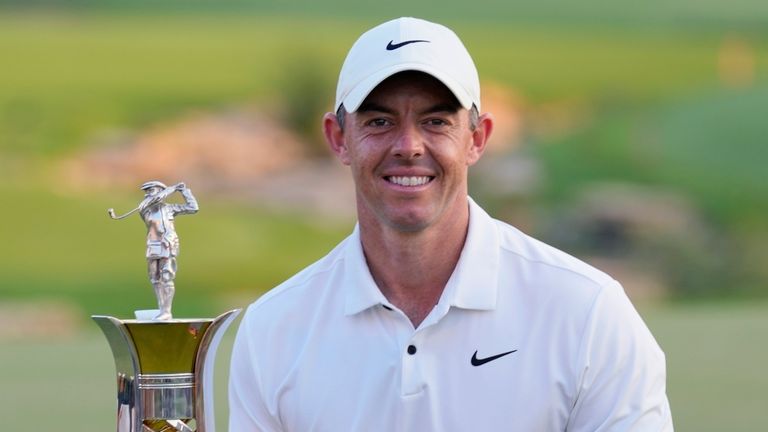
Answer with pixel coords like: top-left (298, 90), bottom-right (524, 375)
top-left (228, 311), bottom-right (284, 432)
top-left (566, 281), bottom-right (673, 431)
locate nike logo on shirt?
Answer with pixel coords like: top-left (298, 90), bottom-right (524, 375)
top-left (471, 349), bottom-right (517, 366)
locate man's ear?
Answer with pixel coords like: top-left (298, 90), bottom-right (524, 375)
top-left (467, 113), bottom-right (494, 166)
top-left (323, 112), bottom-right (351, 166)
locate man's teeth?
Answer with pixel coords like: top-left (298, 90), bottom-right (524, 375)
top-left (388, 176), bottom-right (431, 186)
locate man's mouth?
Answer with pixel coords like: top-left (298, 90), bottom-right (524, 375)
top-left (385, 176), bottom-right (433, 187)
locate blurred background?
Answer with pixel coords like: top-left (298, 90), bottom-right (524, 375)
top-left (0, 0), bottom-right (766, 430)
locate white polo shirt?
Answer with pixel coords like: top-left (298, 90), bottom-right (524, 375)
top-left (229, 199), bottom-right (672, 431)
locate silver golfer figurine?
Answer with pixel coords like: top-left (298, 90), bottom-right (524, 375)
top-left (108, 181), bottom-right (199, 320)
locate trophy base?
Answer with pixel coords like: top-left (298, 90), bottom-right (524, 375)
top-left (134, 309), bottom-right (161, 320)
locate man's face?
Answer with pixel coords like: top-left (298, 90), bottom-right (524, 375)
top-left (326, 72), bottom-right (491, 232)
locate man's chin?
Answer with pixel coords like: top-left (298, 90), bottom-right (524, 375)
top-left (380, 209), bottom-right (436, 233)
top-left (358, 197), bottom-right (440, 233)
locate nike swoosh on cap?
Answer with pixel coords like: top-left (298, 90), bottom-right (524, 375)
top-left (471, 349), bottom-right (517, 366)
top-left (386, 39), bottom-right (430, 50)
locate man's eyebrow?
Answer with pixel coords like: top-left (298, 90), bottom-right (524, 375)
top-left (421, 103), bottom-right (460, 115)
top-left (356, 102), bottom-right (395, 114)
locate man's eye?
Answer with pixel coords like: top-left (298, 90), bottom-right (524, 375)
top-left (425, 118), bottom-right (448, 126)
top-left (367, 118), bottom-right (391, 127)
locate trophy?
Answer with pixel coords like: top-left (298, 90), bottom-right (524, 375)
top-left (94, 181), bottom-right (240, 432)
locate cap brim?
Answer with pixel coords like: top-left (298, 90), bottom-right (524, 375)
top-left (339, 63), bottom-right (476, 113)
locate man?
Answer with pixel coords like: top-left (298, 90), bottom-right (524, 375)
top-left (139, 180), bottom-right (198, 320)
top-left (229, 17), bottom-right (672, 431)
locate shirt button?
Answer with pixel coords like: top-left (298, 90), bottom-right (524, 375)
top-left (407, 345), bottom-right (417, 355)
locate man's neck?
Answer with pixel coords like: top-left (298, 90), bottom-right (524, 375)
top-left (359, 201), bottom-right (470, 328)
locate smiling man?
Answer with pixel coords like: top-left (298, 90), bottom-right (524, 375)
top-left (229, 17), bottom-right (672, 431)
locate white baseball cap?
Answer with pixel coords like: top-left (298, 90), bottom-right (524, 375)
top-left (334, 17), bottom-right (481, 113)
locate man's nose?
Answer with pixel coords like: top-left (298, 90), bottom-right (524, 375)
top-left (392, 123), bottom-right (424, 159)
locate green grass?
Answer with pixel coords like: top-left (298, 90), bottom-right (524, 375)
top-left (0, 10), bottom-right (765, 300)
top-left (0, 13), bottom-right (352, 155)
top-left (2, 12), bottom-right (765, 155)
top-left (530, 86), bottom-right (768, 298)
top-left (0, 10), bottom-right (765, 299)
top-left (4, 0), bottom-right (768, 30)
top-left (534, 86), bottom-right (768, 223)
top-left (644, 301), bottom-right (768, 430)
top-left (0, 301), bottom-right (766, 430)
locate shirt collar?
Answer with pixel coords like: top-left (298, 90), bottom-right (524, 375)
top-left (343, 224), bottom-right (390, 316)
top-left (343, 197), bottom-right (500, 316)
top-left (441, 197), bottom-right (499, 310)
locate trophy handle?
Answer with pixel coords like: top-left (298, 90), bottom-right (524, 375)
top-left (194, 309), bottom-right (241, 432)
top-left (92, 315), bottom-right (144, 431)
